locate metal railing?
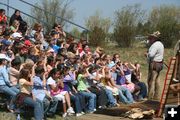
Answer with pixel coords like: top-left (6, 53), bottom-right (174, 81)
top-left (0, 1), bottom-right (89, 40)
top-left (18, 0), bottom-right (89, 40)
top-left (19, 0), bottom-right (89, 32)
top-left (0, 2), bottom-right (52, 27)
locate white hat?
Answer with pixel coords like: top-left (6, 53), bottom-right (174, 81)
top-left (0, 54), bottom-right (11, 61)
top-left (11, 32), bottom-right (22, 39)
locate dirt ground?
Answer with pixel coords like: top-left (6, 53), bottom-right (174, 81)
top-left (0, 100), bottom-right (164, 120)
top-left (76, 100), bottom-right (163, 120)
top-left (46, 100), bottom-right (163, 120)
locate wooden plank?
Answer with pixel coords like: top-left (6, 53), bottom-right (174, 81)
top-left (167, 93), bottom-right (179, 98)
top-left (166, 100), bottom-right (178, 104)
top-left (163, 93), bottom-right (178, 99)
top-left (168, 91), bottom-right (178, 95)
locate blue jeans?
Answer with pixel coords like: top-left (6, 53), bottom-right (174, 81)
top-left (24, 97), bottom-right (44, 120)
top-left (137, 82), bottom-right (147, 99)
top-left (0, 85), bottom-right (19, 109)
top-left (0, 85), bottom-right (19, 97)
top-left (118, 86), bottom-right (134, 104)
top-left (70, 93), bottom-right (85, 113)
top-left (43, 96), bottom-right (58, 115)
top-left (104, 89), bottom-right (117, 105)
top-left (79, 91), bottom-right (96, 112)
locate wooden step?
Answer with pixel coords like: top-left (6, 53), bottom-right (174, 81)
top-left (166, 99), bottom-right (179, 104)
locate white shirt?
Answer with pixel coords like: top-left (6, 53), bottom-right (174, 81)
top-left (148, 41), bottom-right (164, 62)
top-left (47, 77), bottom-right (56, 86)
top-left (90, 72), bottom-right (103, 84)
top-left (47, 77), bottom-right (57, 92)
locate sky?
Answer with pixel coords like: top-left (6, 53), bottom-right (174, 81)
top-left (0, 0), bottom-right (179, 31)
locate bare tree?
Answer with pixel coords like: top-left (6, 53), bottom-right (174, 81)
top-left (31, 0), bottom-right (74, 33)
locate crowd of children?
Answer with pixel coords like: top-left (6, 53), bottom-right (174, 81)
top-left (0, 9), bottom-right (148, 120)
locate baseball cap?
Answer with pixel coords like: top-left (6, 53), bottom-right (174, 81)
top-left (11, 32), bottom-right (22, 39)
top-left (1, 39), bottom-right (12, 46)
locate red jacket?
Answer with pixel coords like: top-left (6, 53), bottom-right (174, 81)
top-left (0, 15), bottom-right (7, 24)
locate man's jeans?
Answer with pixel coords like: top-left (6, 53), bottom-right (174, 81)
top-left (79, 91), bottom-right (96, 112)
top-left (104, 89), bottom-right (117, 105)
top-left (118, 86), bottom-right (134, 104)
top-left (24, 97), bottom-right (44, 120)
top-left (43, 96), bottom-right (58, 115)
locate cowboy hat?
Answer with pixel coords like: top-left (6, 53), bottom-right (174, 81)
top-left (148, 31), bottom-right (161, 38)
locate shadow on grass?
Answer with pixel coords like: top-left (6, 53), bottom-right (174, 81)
top-left (94, 100), bottom-right (160, 117)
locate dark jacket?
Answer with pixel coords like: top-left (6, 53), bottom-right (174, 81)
top-left (9, 14), bottom-right (23, 26)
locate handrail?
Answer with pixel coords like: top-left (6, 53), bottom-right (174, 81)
top-left (0, 2), bottom-right (82, 39)
top-left (0, 2), bottom-right (51, 27)
top-left (19, 0), bottom-right (89, 32)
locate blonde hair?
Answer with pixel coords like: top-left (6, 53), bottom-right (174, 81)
top-left (23, 59), bottom-right (35, 70)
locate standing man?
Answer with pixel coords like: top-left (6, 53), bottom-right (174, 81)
top-left (146, 31), bottom-right (164, 100)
